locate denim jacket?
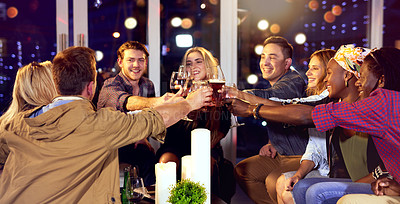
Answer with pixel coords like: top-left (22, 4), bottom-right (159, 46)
top-left (245, 70), bottom-right (308, 155)
top-left (245, 70), bottom-right (306, 100)
top-left (302, 128), bottom-right (329, 176)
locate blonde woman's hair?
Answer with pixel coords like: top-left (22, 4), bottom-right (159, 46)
top-left (181, 47), bottom-right (219, 79)
top-left (0, 61), bottom-right (58, 128)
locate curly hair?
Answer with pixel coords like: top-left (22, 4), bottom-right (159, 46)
top-left (364, 47), bottom-right (400, 92)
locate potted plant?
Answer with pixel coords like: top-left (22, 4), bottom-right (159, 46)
top-left (167, 179), bottom-right (207, 204)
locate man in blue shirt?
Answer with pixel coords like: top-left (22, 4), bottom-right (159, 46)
top-left (227, 36), bottom-right (307, 203)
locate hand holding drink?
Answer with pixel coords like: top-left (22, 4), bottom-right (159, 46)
top-left (185, 86), bottom-right (213, 110)
top-left (170, 65), bottom-right (193, 121)
top-left (170, 71), bottom-right (183, 94)
top-left (209, 79), bottom-right (225, 107)
top-left (208, 65), bottom-right (225, 107)
top-left (224, 82), bottom-right (245, 127)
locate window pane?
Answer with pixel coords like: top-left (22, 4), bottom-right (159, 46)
top-left (88, 0), bottom-right (148, 73)
top-left (160, 0), bottom-right (220, 94)
top-left (0, 1), bottom-right (56, 114)
top-left (383, 0), bottom-right (400, 47)
top-left (88, 0), bottom-right (148, 105)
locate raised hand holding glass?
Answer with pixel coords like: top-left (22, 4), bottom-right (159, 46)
top-left (208, 65), bottom-right (225, 107)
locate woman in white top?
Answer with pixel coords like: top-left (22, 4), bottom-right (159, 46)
top-left (275, 49), bottom-right (335, 204)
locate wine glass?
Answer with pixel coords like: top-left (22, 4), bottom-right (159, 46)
top-left (181, 65), bottom-right (193, 97)
top-left (169, 71), bottom-right (181, 94)
top-left (126, 169), bottom-right (146, 203)
top-left (174, 65), bottom-right (193, 121)
top-left (191, 80), bottom-right (210, 113)
top-left (208, 65), bottom-right (225, 107)
top-left (224, 82), bottom-right (245, 128)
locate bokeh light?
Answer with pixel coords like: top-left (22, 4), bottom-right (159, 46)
top-left (171, 17), bottom-right (182, 27)
top-left (295, 33), bottom-right (307, 45)
top-left (324, 11), bottom-right (336, 23)
top-left (200, 3), bottom-right (206, 9)
top-left (124, 17), bottom-right (137, 29)
top-left (247, 74), bottom-right (258, 85)
top-left (181, 18), bottom-right (193, 29)
top-left (209, 0), bottom-right (218, 5)
top-left (261, 121), bottom-right (267, 126)
top-left (113, 32), bottom-right (120, 38)
top-left (136, 0), bottom-right (146, 7)
top-left (176, 34), bottom-right (193, 47)
top-left (94, 0), bottom-right (103, 8)
top-left (254, 44), bottom-right (264, 55)
top-left (332, 5), bottom-right (342, 16)
top-left (204, 14), bottom-right (215, 24)
top-left (308, 0), bottom-right (319, 11)
top-left (257, 19), bottom-right (269, 31)
top-left (95, 50), bottom-right (104, 62)
top-left (7, 7), bottom-right (18, 19)
top-left (270, 24), bottom-right (281, 34)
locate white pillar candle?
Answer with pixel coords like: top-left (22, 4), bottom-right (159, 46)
top-left (191, 128), bottom-right (211, 204)
top-left (181, 155), bottom-right (192, 180)
top-left (155, 162), bottom-right (176, 204)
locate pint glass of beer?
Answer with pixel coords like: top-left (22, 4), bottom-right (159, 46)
top-left (208, 65), bottom-right (225, 107)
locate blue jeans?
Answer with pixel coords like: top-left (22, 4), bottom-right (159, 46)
top-left (292, 178), bottom-right (373, 204)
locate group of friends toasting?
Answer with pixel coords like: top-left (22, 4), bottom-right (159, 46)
top-left (0, 36), bottom-right (400, 204)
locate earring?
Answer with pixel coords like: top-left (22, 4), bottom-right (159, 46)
top-left (345, 80), bottom-right (348, 87)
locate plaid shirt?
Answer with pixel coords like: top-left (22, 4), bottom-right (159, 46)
top-left (312, 88), bottom-right (400, 183)
top-left (97, 72), bottom-right (155, 112)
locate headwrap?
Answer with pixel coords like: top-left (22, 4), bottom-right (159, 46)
top-left (333, 44), bottom-right (371, 79)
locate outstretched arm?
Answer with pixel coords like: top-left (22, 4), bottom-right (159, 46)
top-left (224, 86), bottom-right (282, 106)
top-left (225, 98), bottom-right (314, 126)
top-left (126, 92), bottom-right (176, 111)
top-left (154, 87), bottom-right (212, 127)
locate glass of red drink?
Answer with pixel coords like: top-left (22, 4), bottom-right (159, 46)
top-left (208, 65), bottom-right (225, 107)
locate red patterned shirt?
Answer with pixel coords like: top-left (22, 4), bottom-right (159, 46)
top-left (312, 88), bottom-right (400, 183)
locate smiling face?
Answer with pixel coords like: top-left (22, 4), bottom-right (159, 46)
top-left (119, 49), bottom-right (147, 82)
top-left (259, 43), bottom-right (290, 85)
top-left (325, 59), bottom-right (347, 99)
top-left (355, 61), bottom-right (380, 99)
top-left (186, 51), bottom-right (207, 81)
top-left (306, 56), bottom-right (325, 90)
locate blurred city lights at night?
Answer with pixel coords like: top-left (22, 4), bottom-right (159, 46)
top-left (171, 17), bottom-right (182, 27)
top-left (295, 33), bottom-right (307, 44)
top-left (176, 34), bottom-right (193, 47)
top-left (257, 19), bottom-right (269, 31)
top-left (113, 32), bottom-right (120, 38)
top-left (124, 17), bottom-right (137, 29)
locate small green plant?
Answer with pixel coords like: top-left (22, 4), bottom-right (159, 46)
top-left (167, 179), bottom-right (207, 204)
